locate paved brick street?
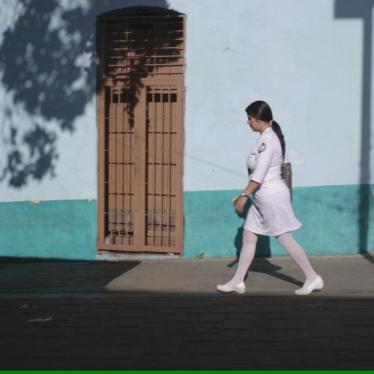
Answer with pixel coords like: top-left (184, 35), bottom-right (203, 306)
top-left (0, 254), bottom-right (373, 369)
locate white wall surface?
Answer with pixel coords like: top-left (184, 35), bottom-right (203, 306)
top-left (174, 0), bottom-right (365, 191)
top-left (0, 0), bottom-right (369, 201)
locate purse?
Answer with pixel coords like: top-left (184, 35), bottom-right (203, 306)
top-left (281, 162), bottom-right (293, 200)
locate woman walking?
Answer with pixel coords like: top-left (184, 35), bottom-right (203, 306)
top-left (217, 101), bottom-right (323, 295)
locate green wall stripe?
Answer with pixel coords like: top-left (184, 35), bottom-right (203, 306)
top-left (0, 184), bottom-right (373, 260)
top-left (0, 200), bottom-right (96, 260)
top-left (184, 184), bottom-right (374, 258)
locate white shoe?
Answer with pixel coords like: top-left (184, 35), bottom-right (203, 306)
top-left (295, 275), bottom-right (324, 295)
top-left (217, 281), bottom-right (246, 294)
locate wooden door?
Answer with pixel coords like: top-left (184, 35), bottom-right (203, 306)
top-left (96, 9), bottom-right (185, 254)
top-left (97, 79), bottom-right (184, 254)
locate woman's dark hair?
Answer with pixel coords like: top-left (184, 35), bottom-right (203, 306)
top-left (245, 100), bottom-right (285, 159)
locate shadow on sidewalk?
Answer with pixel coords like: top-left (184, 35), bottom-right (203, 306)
top-left (0, 257), bottom-right (140, 294)
top-left (228, 257), bottom-right (303, 287)
top-left (361, 252), bottom-right (374, 265)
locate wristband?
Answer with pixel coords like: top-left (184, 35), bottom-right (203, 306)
top-left (241, 192), bottom-right (249, 198)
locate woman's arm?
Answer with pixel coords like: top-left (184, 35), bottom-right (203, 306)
top-left (243, 180), bottom-right (261, 196)
top-left (235, 133), bottom-right (274, 214)
top-left (234, 180), bottom-right (260, 214)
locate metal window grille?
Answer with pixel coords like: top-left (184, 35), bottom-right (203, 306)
top-left (96, 9), bottom-right (185, 254)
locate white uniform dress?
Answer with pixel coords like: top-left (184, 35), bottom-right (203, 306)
top-left (244, 127), bottom-right (302, 236)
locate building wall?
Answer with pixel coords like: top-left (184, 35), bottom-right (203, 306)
top-left (0, 0), bottom-right (373, 259)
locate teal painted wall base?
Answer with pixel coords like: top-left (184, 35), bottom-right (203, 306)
top-left (184, 185), bottom-right (374, 258)
top-left (0, 185), bottom-right (373, 260)
top-left (0, 200), bottom-right (97, 260)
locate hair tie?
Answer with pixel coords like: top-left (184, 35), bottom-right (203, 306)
top-left (270, 119), bottom-right (274, 126)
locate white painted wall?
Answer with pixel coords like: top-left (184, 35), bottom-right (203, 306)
top-left (176, 0), bottom-right (365, 191)
top-left (0, 0), bottom-right (369, 202)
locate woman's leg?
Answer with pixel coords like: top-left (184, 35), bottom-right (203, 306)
top-left (225, 229), bottom-right (258, 286)
top-left (276, 232), bottom-right (319, 284)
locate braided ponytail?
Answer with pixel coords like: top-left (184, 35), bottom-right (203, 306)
top-left (271, 120), bottom-right (286, 160)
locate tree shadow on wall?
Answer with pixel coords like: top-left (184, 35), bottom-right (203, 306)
top-left (96, 5), bottom-right (184, 120)
top-left (0, 0), bottom-right (172, 188)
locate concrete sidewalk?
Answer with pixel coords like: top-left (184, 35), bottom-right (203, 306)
top-left (0, 253), bottom-right (373, 296)
top-left (0, 254), bottom-right (373, 369)
top-left (104, 254), bottom-right (374, 296)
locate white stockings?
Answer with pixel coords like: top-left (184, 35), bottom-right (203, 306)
top-left (226, 230), bottom-right (318, 287)
top-left (276, 232), bottom-right (318, 285)
top-left (226, 229), bottom-right (258, 287)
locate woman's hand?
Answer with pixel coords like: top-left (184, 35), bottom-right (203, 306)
top-left (232, 181), bottom-right (259, 214)
top-left (234, 196), bottom-right (248, 214)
